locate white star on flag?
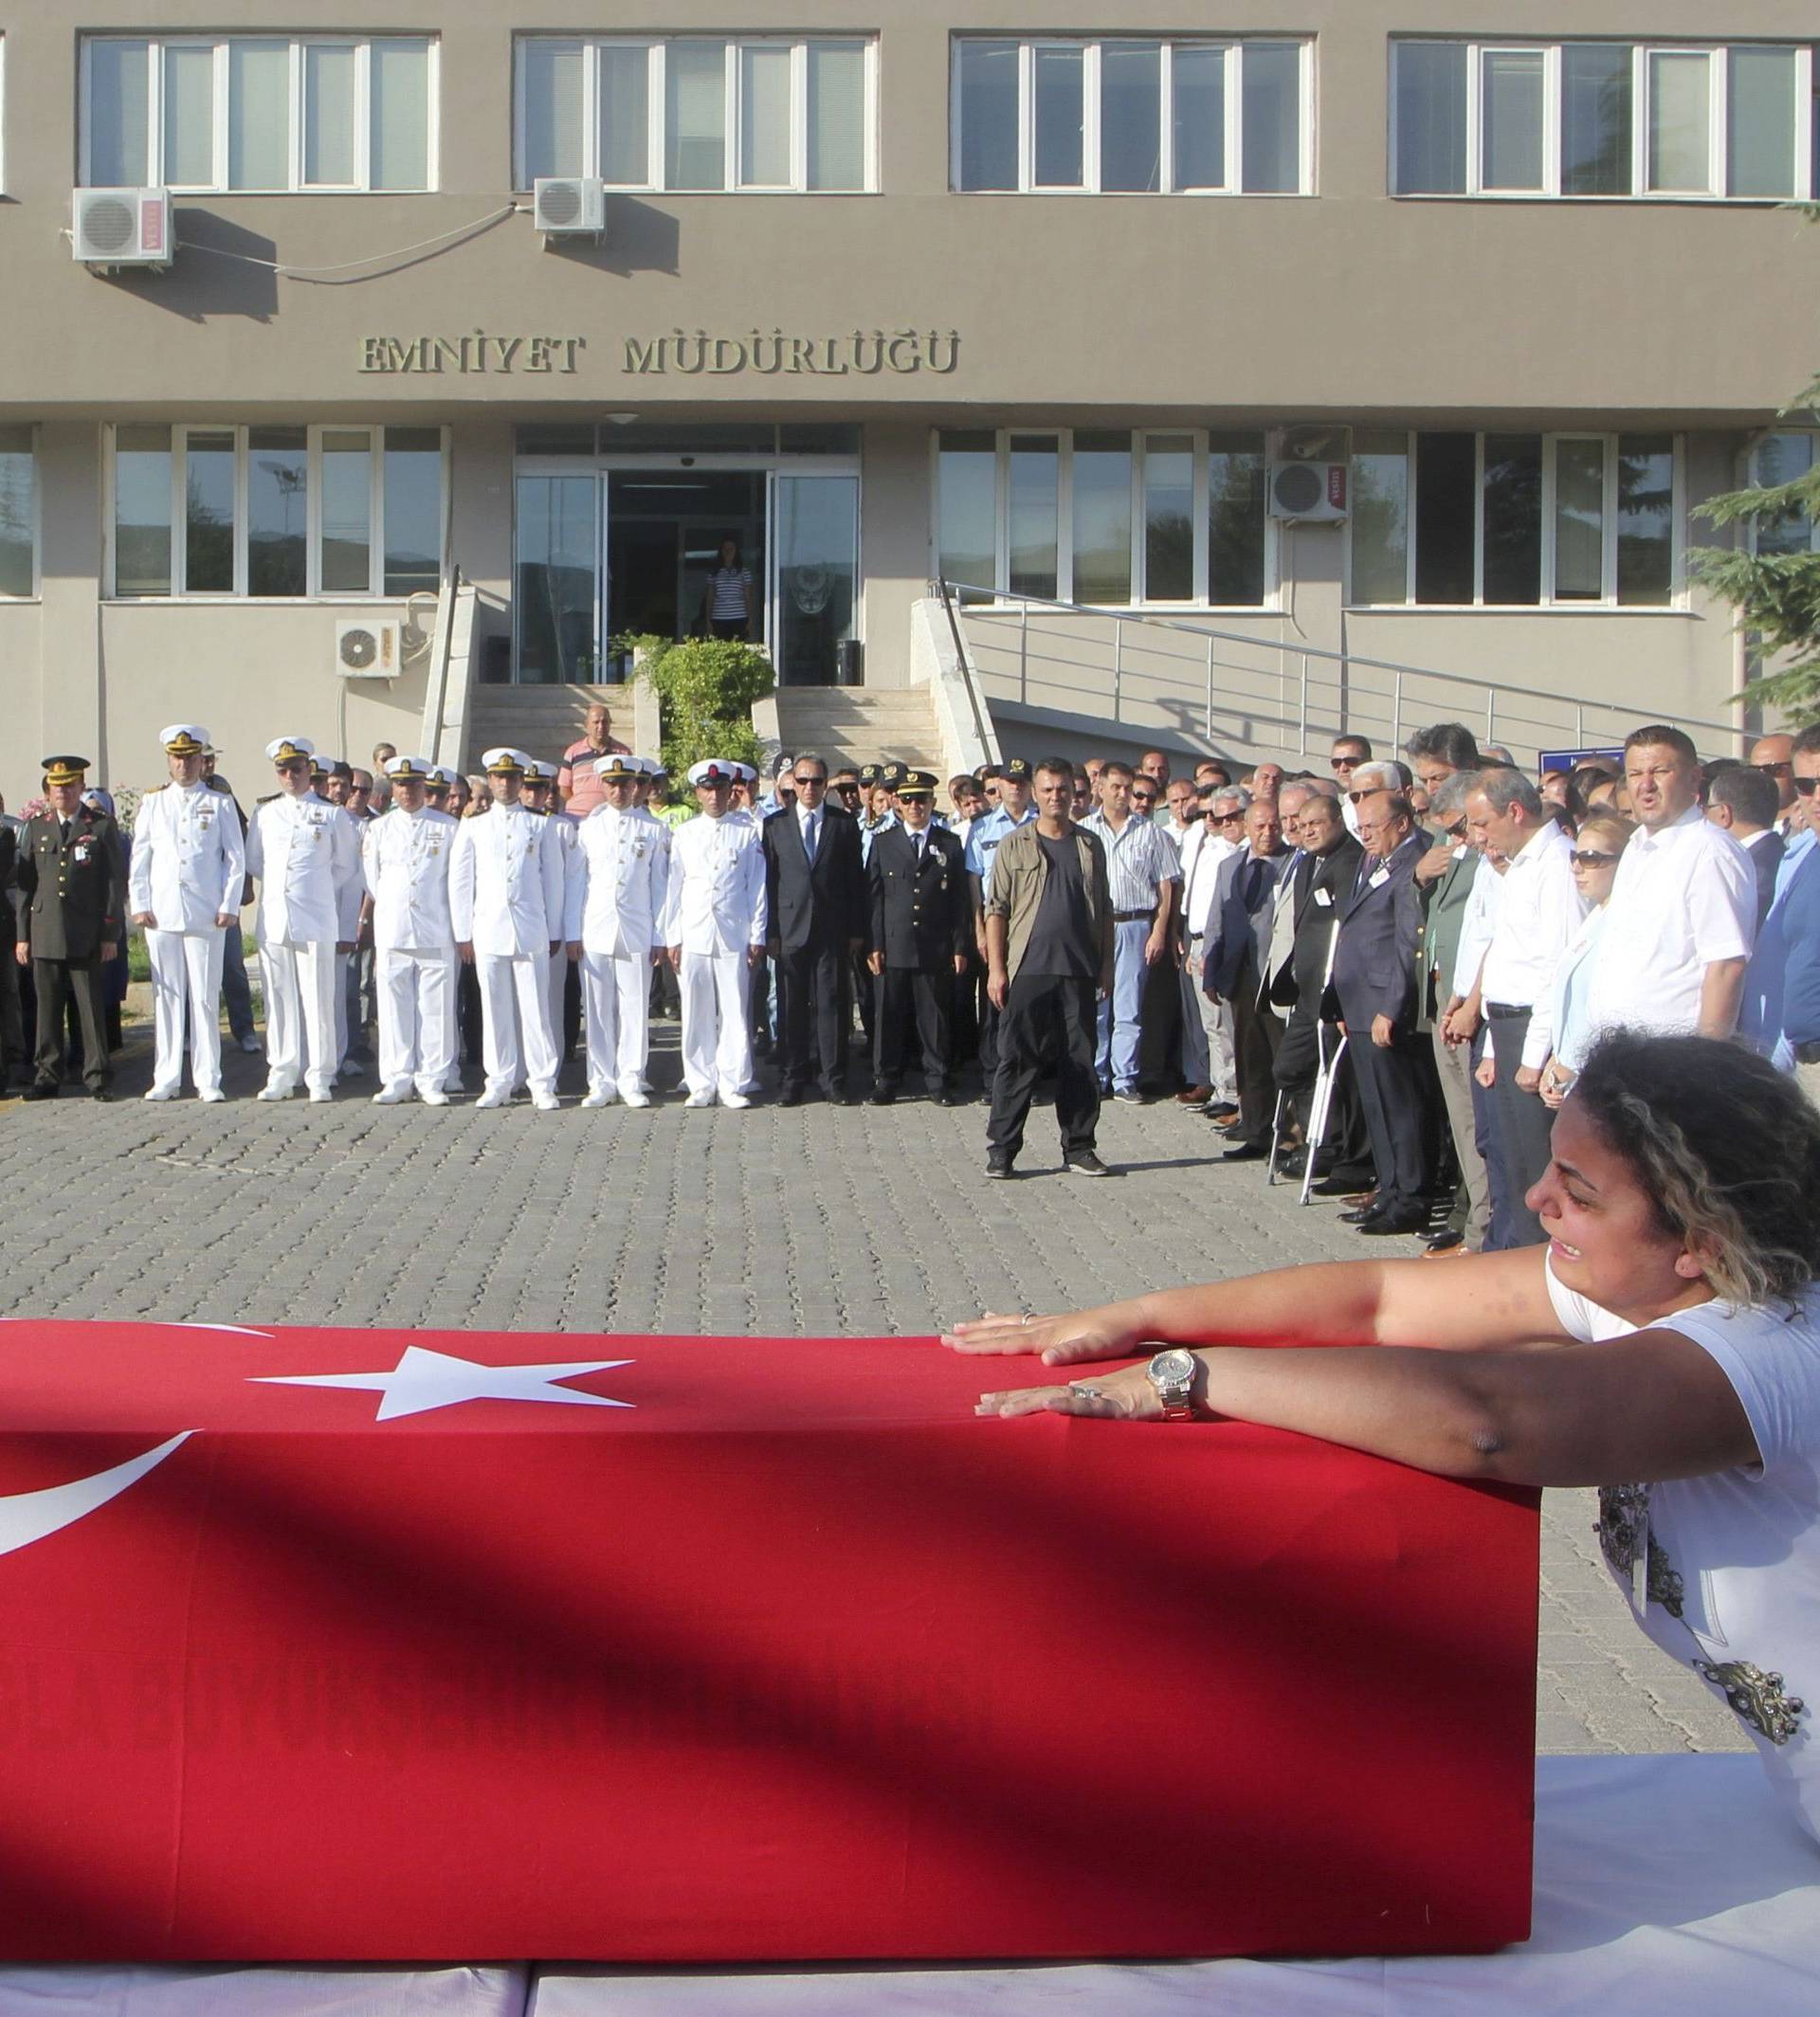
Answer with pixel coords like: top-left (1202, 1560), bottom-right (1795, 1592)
top-left (251, 1345), bottom-right (636, 1422)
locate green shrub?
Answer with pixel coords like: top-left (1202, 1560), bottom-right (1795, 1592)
top-left (645, 638), bottom-right (774, 795)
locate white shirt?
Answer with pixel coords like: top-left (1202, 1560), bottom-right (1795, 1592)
top-left (126, 779), bottom-right (246, 932)
top-left (361, 806), bottom-right (457, 953)
top-left (1480, 820), bottom-right (1587, 1014)
top-left (1082, 809), bottom-right (1180, 914)
top-left (246, 791), bottom-right (362, 948)
top-left (1181, 825), bottom-right (1238, 938)
top-left (448, 802), bottom-right (567, 957)
top-left (1450, 852), bottom-right (1503, 1001)
top-left (577, 804), bottom-right (670, 957)
top-left (659, 809), bottom-right (767, 955)
top-left (1547, 1256), bottom-right (1820, 1845)
top-left (1584, 805), bottom-right (1756, 1041)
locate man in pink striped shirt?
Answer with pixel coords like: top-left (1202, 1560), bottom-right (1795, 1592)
top-left (556, 700), bottom-right (630, 817)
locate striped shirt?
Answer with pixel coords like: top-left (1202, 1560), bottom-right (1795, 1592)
top-left (707, 567), bottom-right (753, 620)
top-left (1082, 809), bottom-right (1181, 914)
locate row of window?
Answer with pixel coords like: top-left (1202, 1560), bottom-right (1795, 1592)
top-left (0, 427), bottom-right (1812, 607)
top-left (63, 32), bottom-right (1820, 202)
top-left (1393, 41), bottom-right (1820, 202)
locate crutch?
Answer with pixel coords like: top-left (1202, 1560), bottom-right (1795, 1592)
top-left (1265, 1087), bottom-right (1289, 1185)
top-left (1298, 918), bottom-right (1347, 1207)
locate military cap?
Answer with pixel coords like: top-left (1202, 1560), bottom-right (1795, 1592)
top-left (772, 753), bottom-right (795, 778)
top-left (42, 754), bottom-right (90, 787)
top-left (858, 763), bottom-right (882, 787)
top-left (594, 753), bottom-right (641, 781)
top-left (265, 737), bottom-right (315, 765)
top-left (897, 769), bottom-right (938, 799)
top-left (429, 764), bottom-right (458, 787)
top-left (385, 754), bottom-right (433, 783)
top-left (1001, 757), bottom-right (1034, 784)
top-left (688, 758), bottom-right (737, 788)
top-left (880, 760), bottom-right (909, 790)
top-left (482, 746), bottom-right (529, 775)
top-left (732, 761), bottom-right (758, 785)
top-left (159, 723), bottom-right (209, 756)
top-left (524, 757), bottom-right (559, 784)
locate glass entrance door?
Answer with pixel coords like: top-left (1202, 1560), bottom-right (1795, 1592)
top-left (606, 471), bottom-right (766, 671)
top-left (771, 474), bottom-right (859, 685)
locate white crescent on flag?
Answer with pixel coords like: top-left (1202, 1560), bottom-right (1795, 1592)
top-left (0, 1432), bottom-right (193, 1557)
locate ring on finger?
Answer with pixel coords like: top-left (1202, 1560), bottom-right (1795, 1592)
top-left (1068, 1382), bottom-right (1101, 1402)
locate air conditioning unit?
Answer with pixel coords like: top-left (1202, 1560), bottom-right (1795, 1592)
top-left (72, 187), bottom-right (173, 270)
top-left (1267, 461), bottom-right (1349, 523)
top-left (336, 620), bottom-right (402, 679)
top-left (533, 177), bottom-right (607, 239)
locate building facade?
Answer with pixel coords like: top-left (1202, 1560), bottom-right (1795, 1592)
top-left (3, 1), bottom-right (1819, 804)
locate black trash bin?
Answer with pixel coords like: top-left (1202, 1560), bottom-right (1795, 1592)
top-left (835, 638), bottom-right (864, 686)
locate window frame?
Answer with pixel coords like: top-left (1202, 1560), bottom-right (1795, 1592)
top-left (79, 33), bottom-right (439, 192)
top-left (1344, 429), bottom-right (1686, 609)
top-left (0, 421), bottom-right (41, 603)
top-left (930, 426), bottom-right (1277, 611)
top-left (513, 34), bottom-right (877, 193)
top-left (102, 422), bottom-right (448, 601)
top-left (1747, 429), bottom-right (1820, 556)
top-left (952, 34), bottom-right (1313, 195)
top-left (1391, 38), bottom-right (1814, 201)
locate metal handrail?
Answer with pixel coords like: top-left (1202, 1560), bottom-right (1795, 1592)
top-left (932, 576), bottom-right (1001, 759)
top-left (939, 580), bottom-right (1749, 751)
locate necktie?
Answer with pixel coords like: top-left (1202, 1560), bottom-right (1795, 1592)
top-left (1242, 856), bottom-right (1264, 912)
top-left (803, 813), bottom-right (817, 863)
top-left (60, 819), bottom-right (71, 845)
top-left (914, 832), bottom-right (926, 864)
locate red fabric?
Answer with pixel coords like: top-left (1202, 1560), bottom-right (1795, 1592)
top-left (0, 1321), bottom-right (1538, 1962)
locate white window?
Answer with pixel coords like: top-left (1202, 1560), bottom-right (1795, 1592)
top-left (516, 37), bottom-right (875, 192)
top-left (81, 36), bottom-right (437, 191)
top-left (933, 428), bottom-right (1270, 608)
top-left (0, 425), bottom-right (38, 600)
top-left (952, 37), bottom-right (1313, 194)
top-left (1346, 431), bottom-right (1683, 608)
top-left (1749, 432), bottom-right (1819, 555)
top-left (1392, 41), bottom-right (1814, 200)
top-left (105, 425), bottom-right (446, 600)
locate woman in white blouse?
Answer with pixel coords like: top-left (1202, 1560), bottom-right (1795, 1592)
top-left (953, 1031), bottom-right (1820, 1844)
top-left (1528, 809), bottom-right (1635, 1107)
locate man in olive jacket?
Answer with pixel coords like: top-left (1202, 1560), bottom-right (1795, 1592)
top-left (15, 755), bottom-right (127, 1099)
top-left (982, 757), bottom-right (1115, 1178)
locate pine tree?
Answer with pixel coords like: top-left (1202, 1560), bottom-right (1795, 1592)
top-left (1689, 371), bottom-right (1820, 723)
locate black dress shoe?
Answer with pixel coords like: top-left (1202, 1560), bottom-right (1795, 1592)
top-left (985, 1155), bottom-right (1015, 1180)
top-left (91, 1088), bottom-right (115, 1102)
top-left (1423, 1228), bottom-right (1465, 1254)
top-left (1065, 1152), bottom-right (1113, 1177)
top-left (1222, 1140), bottom-right (1270, 1162)
top-left (937, 1090), bottom-right (964, 1107)
top-left (1359, 1208), bottom-right (1431, 1237)
top-left (1338, 1204), bottom-right (1383, 1225)
top-left (1311, 1174), bottom-right (1370, 1198)
top-left (24, 1081), bottom-right (58, 1100)
top-left (869, 1087), bottom-right (897, 1106)
top-left (777, 1085), bottom-right (804, 1107)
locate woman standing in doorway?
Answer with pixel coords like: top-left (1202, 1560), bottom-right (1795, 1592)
top-left (701, 536), bottom-right (755, 641)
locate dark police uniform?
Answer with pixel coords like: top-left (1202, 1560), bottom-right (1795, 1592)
top-left (866, 779), bottom-right (969, 1102)
top-left (16, 767), bottom-right (127, 1097)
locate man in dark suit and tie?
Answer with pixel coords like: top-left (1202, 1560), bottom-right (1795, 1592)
top-left (1705, 761), bottom-right (1785, 931)
top-left (1270, 790), bottom-right (1365, 1160)
top-left (1332, 788), bottom-right (1432, 1235)
top-left (865, 771), bottom-right (969, 1104)
top-left (762, 750), bottom-right (866, 1105)
top-left (1204, 798), bottom-right (1291, 1159)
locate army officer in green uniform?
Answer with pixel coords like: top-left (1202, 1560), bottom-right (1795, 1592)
top-left (15, 755), bottom-right (127, 1100)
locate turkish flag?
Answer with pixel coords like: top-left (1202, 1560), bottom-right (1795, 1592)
top-left (0, 1320), bottom-right (1538, 1962)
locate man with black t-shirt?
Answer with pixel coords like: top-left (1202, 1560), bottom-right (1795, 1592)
top-left (981, 759), bottom-right (1115, 1179)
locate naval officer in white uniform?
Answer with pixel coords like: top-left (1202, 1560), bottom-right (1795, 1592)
top-left (524, 754), bottom-right (584, 1063)
top-left (128, 722), bottom-right (246, 1102)
top-left (360, 754), bottom-right (459, 1105)
top-left (245, 736), bottom-right (363, 1102)
top-left (449, 746), bottom-right (566, 1110)
top-left (659, 757), bottom-right (768, 1108)
top-left (576, 753), bottom-right (670, 1107)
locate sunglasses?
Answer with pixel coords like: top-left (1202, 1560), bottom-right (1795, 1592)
top-left (1795, 777), bottom-right (1819, 797)
top-left (1570, 849), bottom-right (1619, 866)
top-left (1755, 761), bottom-right (1793, 777)
top-left (1215, 809), bottom-right (1245, 823)
top-left (793, 775), bottom-right (828, 788)
top-left (1330, 755), bottom-right (1360, 770)
top-left (1443, 820), bottom-right (1467, 841)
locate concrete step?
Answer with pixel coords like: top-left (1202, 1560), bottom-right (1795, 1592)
top-left (766, 686), bottom-right (941, 772)
top-left (464, 683), bottom-right (629, 768)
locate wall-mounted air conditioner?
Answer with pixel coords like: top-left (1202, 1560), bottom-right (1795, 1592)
top-left (72, 188), bottom-right (172, 270)
top-left (1267, 462), bottom-right (1349, 523)
top-left (336, 620), bottom-right (402, 679)
top-left (533, 177), bottom-right (607, 240)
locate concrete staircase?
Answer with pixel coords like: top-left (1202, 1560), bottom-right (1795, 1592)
top-left (459, 684), bottom-right (639, 772)
top-left (755, 686), bottom-right (942, 775)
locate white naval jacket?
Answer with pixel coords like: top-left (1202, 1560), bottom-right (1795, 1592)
top-left (448, 802), bottom-right (567, 957)
top-left (362, 806), bottom-right (458, 953)
top-left (576, 804), bottom-right (671, 957)
top-left (659, 809), bottom-right (767, 955)
top-left (547, 809), bottom-right (586, 942)
top-left (246, 790), bottom-right (363, 947)
top-left (126, 779), bottom-right (246, 932)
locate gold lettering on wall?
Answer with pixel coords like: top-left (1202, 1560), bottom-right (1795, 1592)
top-left (357, 333), bottom-right (586, 373)
top-left (354, 329), bottom-right (963, 376)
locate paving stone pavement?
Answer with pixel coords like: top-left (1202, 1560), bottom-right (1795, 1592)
top-left (0, 1020), bottom-right (1747, 1760)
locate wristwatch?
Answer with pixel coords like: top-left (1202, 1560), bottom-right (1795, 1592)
top-left (1146, 1349), bottom-right (1198, 1422)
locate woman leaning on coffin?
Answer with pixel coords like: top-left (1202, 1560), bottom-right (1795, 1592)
top-left (949, 1031), bottom-right (1820, 1842)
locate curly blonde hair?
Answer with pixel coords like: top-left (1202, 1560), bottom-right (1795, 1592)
top-left (1573, 1033), bottom-right (1820, 1305)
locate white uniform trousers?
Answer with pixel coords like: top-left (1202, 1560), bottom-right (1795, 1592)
top-left (146, 927), bottom-right (226, 1096)
top-left (679, 948), bottom-right (754, 1100)
top-left (477, 952), bottom-right (559, 1099)
top-left (332, 949), bottom-right (353, 1072)
top-left (546, 948), bottom-right (570, 1065)
top-left (262, 939), bottom-right (338, 1097)
top-left (376, 947), bottom-right (458, 1098)
top-left (1186, 934), bottom-right (1239, 1106)
top-left (582, 949), bottom-right (652, 1098)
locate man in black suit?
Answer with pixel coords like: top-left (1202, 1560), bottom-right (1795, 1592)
top-left (1204, 798), bottom-right (1291, 1159)
top-left (864, 771), bottom-right (969, 1104)
top-left (1332, 789), bottom-right (1431, 1235)
top-left (15, 755), bottom-right (127, 1100)
top-left (762, 751), bottom-right (866, 1104)
top-left (1704, 761), bottom-right (1785, 930)
top-left (1271, 790), bottom-right (1364, 1159)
